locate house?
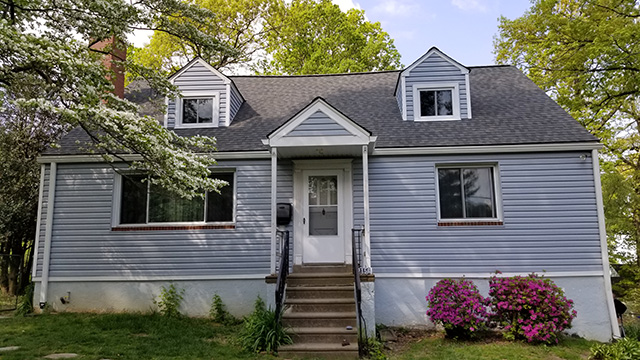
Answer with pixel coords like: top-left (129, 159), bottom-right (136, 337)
top-left (32, 47), bottom-right (617, 350)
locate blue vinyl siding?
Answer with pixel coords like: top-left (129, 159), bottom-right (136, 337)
top-left (167, 61), bottom-right (242, 128)
top-left (40, 160), bottom-right (272, 278)
top-left (285, 110), bottom-right (352, 137)
top-left (368, 152), bottom-right (601, 274)
top-left (35, 164), bottom-right (50, 278)
top-left (404, 53), bottom-right (468, 120)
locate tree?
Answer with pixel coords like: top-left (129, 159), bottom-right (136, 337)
top-left (129, 0), bottom-right (276, 75)
top-left (0, 0), bottom-right (234, 294)
top-left (131, 0), bottom-right (402, 75)
top-left (259, 0), bottom-right (402, 74)
top-left (493, 0), bottom-right (640, 291)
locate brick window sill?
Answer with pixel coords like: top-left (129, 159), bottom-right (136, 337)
top-left (112, 224), bottom-right (235, 231)
top-left (438, 221), bottom-right (503, 227)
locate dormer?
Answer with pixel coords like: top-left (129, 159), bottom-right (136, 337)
top-left (165, 58), bottom-right (244, 128)
top-left (396, 47), bottom-right (471, 121)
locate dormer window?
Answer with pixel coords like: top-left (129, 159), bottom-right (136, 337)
top-left (176, 92), bottom-right (220, 128)
top-left (413, 83), bottom-right (460, 121)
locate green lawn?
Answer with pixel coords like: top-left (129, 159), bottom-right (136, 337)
top-left (0, 313), bottom-right (599, 360)
top-left (387, 331), bottom-right (596, 360)
top-left (0, 312), bottom-right (271, 360)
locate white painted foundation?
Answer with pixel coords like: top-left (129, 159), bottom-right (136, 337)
top-left (34, 279), bottom-right (268, 317)
top-left (375, 276), bottom-right (614, 342)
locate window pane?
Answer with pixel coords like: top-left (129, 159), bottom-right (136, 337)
top-left (149, 186), bottom-right (204, 222)
top-left (183, 99), bottom-right (198, 123)
top-left (120, 174), bottom-right (147, 224)
top-left (206, 173), bottom-right (234, 222)
top-left (420, 91), bottom-right (435, 116)
top-left (437, 90), bottom-right (453, 115)
top-left (463, 168), bottom-right (495, 218)
top-left (308, 176), bottom-right (338, 236)
top-left (198, 98), bottom-right (213, 123)
top-left (438, 169), bottom-right (463, 218)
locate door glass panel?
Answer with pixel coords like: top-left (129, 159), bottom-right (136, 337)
top-left (308, 176), bottom-right (338, 235)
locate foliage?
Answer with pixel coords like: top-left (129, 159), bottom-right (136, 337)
top-left (239, 296), bottom-right (292, 353)
top-left (426, 278), bottom-right (489, 339)
top-left (129, 0), bottom-right (274, 75)
top-left (132, 0), bottom-right (402, 76)
top-left (363, 336), bottom-right (387, 360)
top-left (488, 273), bottom-right (577, 344)
top-left (589, 338), bottom-right (640, 360)
top-left (494, 0), bottom-right (640, 272)
top-left (0, 0), bottom-right (231, 199)
top-left (210, 293), bottom-right (240, 325)
top-left (153, 284), bottom-right (185, 318)
top-left (260, 0), bottom-right (402, 75)
top-left (14, 283), bottom-right (34, 316)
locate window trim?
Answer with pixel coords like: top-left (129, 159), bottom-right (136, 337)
top-left (175, 91), bottom-right (220, 128)
top-left (112, 169), bottom-right (236, 228)
top-left (434, 163), bottom-right (502, 224)
top-left (412, 83), bottom-right (461, 121)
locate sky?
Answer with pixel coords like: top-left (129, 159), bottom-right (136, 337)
top-left (131, 0), bottom-right (534, 68)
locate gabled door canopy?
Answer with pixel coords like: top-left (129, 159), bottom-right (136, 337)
top-left (262, 97), bottom-right (376, 158)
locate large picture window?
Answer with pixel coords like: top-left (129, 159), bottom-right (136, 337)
top-left (119, 172), bottom-right (235, 224)
top-left (437, 166), bottom-right (497, 220)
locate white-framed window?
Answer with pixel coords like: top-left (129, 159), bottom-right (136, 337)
top-left (412, 83), bottom-right (460, 121)
top-left (436, 165), bottom-right (500, 221)
top-left (176, 92), bottom-right (220, 128)
top-left (114, 171), bottom-right (236, 225)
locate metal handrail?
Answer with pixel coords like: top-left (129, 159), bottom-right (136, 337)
top-left (274, 230), bottom-right (290, 320)
top-left (352, 227), bottom-right (367, 357)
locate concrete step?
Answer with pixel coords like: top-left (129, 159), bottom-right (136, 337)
top-left (293, 264), bottom-right (352, 274)
top-left (287, 272), bottom-right (355, 286)
top-left (278, 343), bottom-right (359, 359)
top-left (286, 285), bottom-right (354, 299)
top-left (286, 298), bottom-right (355, 312)
top-left (289, 327), bottom-right (358, 344)
top-left (282, 311), bottom-right (357, 328)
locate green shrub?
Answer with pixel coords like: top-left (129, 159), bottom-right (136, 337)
top-left (153, 284), bottom-right (184, 318)
top-left (209, 294), bottom-right (240, 325)
top-left (239, 297), bottom-right (292, 353)
top-left (589, 338), bottom-right (640, 360)
top-left (15, 283), bottom-right (34, 316)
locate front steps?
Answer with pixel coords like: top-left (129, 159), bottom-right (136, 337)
top-left (279, 265), bottom-right (359, 359)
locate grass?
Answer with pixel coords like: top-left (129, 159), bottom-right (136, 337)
top-left (387, 330), bottom-right (596, 360)
top-left (0, 312), bottom-right (273, 360)
top-left (0, 313), bottom-right (602, 360)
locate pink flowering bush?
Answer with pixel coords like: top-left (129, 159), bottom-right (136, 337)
top-left (488, 273), bottom-right (577, 344)
top-left (426, 278), bottom-right (489, 339)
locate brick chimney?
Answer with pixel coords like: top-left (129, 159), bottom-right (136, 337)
top-left (89, 36), bottom-right (126, 99)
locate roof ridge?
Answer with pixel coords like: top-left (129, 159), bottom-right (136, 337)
top-left (468, 64), bottom-right (512, 69)
top-left (230, 69), bottom-right (401, 78)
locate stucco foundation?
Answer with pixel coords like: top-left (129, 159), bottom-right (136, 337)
top-left (34, 279), bottom-right (268, 317)
top-left (374, 276), bottom-right (614, 342)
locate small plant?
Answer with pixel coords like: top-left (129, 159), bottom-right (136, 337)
top-left (239, 296), bottom-right (292, 353)
top-left (589, 337), bottom-right (640, 360)
top-left (153, 284), bottom-right (184, 318)
top-left (426, 278), bottom-right (489, 339)
top-left (209, 294), bottom-right (239, 325)
top-left (488, 272), bottom-right (577, 344)
top-left (15, 283), bottom-right (34, 316)
top-left (363, 336), bottom-right (386, 360)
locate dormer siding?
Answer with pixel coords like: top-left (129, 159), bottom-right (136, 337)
top-left (404, 55), bottom-right (468, 120)
top-left (166, 59), bottom-right (244, 128)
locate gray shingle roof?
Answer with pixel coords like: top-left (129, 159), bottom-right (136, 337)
top-left (46, 65), bottom-right (596, 155)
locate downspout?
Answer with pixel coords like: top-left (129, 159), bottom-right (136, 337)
top-left (270, 148), bottom-right (278, 274)
top-left (592, 149), bottom-right (620, 338)
top-left (31, 164), bottom-right (46, 279)
top-left (39, 162), bottom-right (57, 308)
top-left (362, 146), bottom-right (372, 271)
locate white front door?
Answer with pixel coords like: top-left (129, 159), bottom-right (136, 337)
top-left (301, 169), bottom-right (348, 264)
